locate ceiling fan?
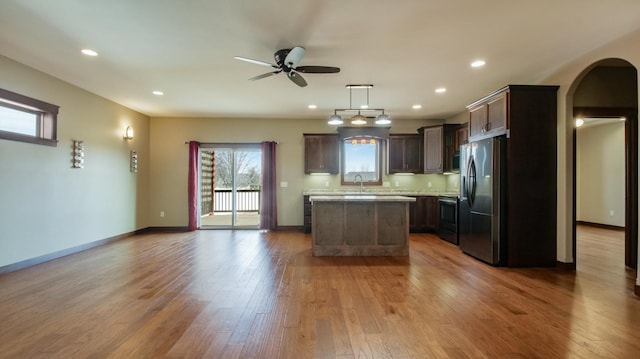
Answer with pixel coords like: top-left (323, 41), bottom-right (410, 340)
top-left (234, 46), bottom-right (340, 87)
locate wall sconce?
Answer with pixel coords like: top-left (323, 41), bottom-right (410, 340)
top-left (123, 126), bottom-right (134, 140)
top-left (130, 151), bottom-right (138, 173)
top-left (72, 140), bottom-right (84, 168)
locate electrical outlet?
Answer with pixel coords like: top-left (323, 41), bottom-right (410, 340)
top-left (428, 181), bottom-right (432, 188)
top-left (160, 211), bottom-right (165, 217)
top-left (395, 181), bottom-right (399, 187)
top-left (610, 210), bottom-right (615, 216)
top-left (325, 181), bottom-right (329, 187)
top-left (280, 181), bottom-right (288, 188)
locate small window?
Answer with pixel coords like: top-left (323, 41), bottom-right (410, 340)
top-left (341, 137), bottom-right (382, 185)
top-left (0, 88), bottom-right (59, 146)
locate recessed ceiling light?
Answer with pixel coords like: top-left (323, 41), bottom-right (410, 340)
top-left (308, 104), bottom-right (317, 109)
top-left (471, 60), bottom-right (486, 68)
top-left (412, 105), bottom-right (422, 109)
top-left (81, 49), bottom-right (98, 57)
top-left (152, 91), bottom-right (164, 96)
top-left (435, 88), bottom-right (446, 93)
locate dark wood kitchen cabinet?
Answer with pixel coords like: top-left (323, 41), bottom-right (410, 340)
top-left (303, 195), bottom-right (312, 233)
top-left (304, 134), bottom-right (339, 174)
top-left (409, 196), bottom-right (438, 232)
top-left (455, 125), bottom-right (468, 148)
top-left (387, 134), bottom-right (423, 174)
top-left (421, 126), bottom-right (443, 174)
top-left (468, 91), bottom-right (508, 142)
top-left (419, 125), bottom-right (459, 174)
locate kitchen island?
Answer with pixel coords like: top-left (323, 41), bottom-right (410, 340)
top-left (309, 195), bottom-right (415, 256)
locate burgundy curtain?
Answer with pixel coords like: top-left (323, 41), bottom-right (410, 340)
top-left (260, 141), bottom-right (277, 230)
top-left (187, 141), bottom-right (200, 231)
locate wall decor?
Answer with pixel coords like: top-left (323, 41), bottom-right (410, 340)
top-left (130, 150), bottom-right (138, 173)
top-left (72, 140), bottom-right (84, 168)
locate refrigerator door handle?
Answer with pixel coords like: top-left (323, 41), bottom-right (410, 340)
top-left (467, 156), bottom-right (477, 207)
top-left (461, 176), bottom-right (467, 199)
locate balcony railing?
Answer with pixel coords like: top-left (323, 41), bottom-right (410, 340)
top-left (212, 189), bottom-right (260, 212)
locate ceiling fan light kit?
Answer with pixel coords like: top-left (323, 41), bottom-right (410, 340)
top-left (328, 84), bottom-right (391, 126)
top-left (234, 46), bottom-right (340, 87)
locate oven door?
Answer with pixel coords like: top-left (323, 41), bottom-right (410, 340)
top-left (438, 197), bottom-right (459, 244)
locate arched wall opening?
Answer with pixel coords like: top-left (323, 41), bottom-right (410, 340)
top-left (564, 58), bottom-right (638, 288)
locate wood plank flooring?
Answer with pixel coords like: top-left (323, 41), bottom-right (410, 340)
top-left (0, 226), bottom-right (638, 358)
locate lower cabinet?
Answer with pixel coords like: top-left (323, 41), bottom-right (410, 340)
top-left (303, 195), bottom-right (312, 233)
top-left (409, 196), bottom-right (438, 233)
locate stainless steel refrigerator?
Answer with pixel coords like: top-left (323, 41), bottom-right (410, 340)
top-left (459, 136), bottom-right (506, 265)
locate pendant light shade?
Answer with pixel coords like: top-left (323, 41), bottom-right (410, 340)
top-left (351, 113), bottom-right (367, 125)
top-left (375, 113), bottom-right (391, 125)
top-left (328, 113), bottom-right (343, 125)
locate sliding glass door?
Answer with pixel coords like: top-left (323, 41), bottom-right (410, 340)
top-left (200, 144), bottom-right (262, 228)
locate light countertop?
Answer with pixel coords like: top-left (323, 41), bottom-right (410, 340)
top-left (304, 189), bottom-right (458, 197)
top-left (309, 195), bottom-right (416, 202)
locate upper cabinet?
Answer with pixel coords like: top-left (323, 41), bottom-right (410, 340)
top-left (419, 125), bottom-right (459, 174)
top-left (304, 134), bottom-right (339, 174)
top-left (387, 134), bottom-right (423, 174)
top-left (422, 126), bottom-right (443, 174)
top-left (468, 91), bottom-right (508, 142)
top-left (455, 125), bottom-right (468, 149)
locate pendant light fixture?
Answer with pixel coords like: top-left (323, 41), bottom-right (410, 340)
top-left (327, 84), bottom-right (391, 126)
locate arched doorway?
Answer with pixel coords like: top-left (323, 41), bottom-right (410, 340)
top-left (570, 58), bottom-right (638, 273)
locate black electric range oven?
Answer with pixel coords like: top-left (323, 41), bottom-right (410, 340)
top-left (437, 195), bottom-right (459, 245)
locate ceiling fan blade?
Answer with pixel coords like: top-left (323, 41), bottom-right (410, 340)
top-left (288, 71), bottom-right (307, 87)
top-left (295, 66), bottom-right (340, 74)
top-left (248, 70), bottom-right (281, 81)
top-left (234, 56), bottom-right (278, 69)
top-left (284, 46), bottom-right (306, 69)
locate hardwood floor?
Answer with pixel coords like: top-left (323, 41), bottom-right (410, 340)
top-left (0, 226), bottom-right (638, 358)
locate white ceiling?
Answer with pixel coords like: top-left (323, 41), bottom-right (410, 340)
top-left (1, 0), bottom-right (640, 122)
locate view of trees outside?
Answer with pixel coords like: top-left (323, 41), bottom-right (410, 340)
top-left (214, 149), bottom-right (261, 189)
top-left (343, 140), bottom-right (379, 181)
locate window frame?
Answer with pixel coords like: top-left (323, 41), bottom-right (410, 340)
top-left (340, 137), bottom-right (383, 186)
top-left (0, 88), bottom-right (59, 147)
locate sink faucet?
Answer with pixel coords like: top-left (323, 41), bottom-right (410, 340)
top-left (354, 174), bottom-right (364, 192)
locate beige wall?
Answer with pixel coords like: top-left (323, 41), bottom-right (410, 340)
top-left (541, 28), bottom-right (640, 282)
top-left (149, 117), bottom-right (449, 227)
top-left (0, 55), bottom-right (150, 268)
top-left (576, 122), bottom-right (625, 226)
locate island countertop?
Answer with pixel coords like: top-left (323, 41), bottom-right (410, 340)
top-left (309, 195), bottom-right (416, 202)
